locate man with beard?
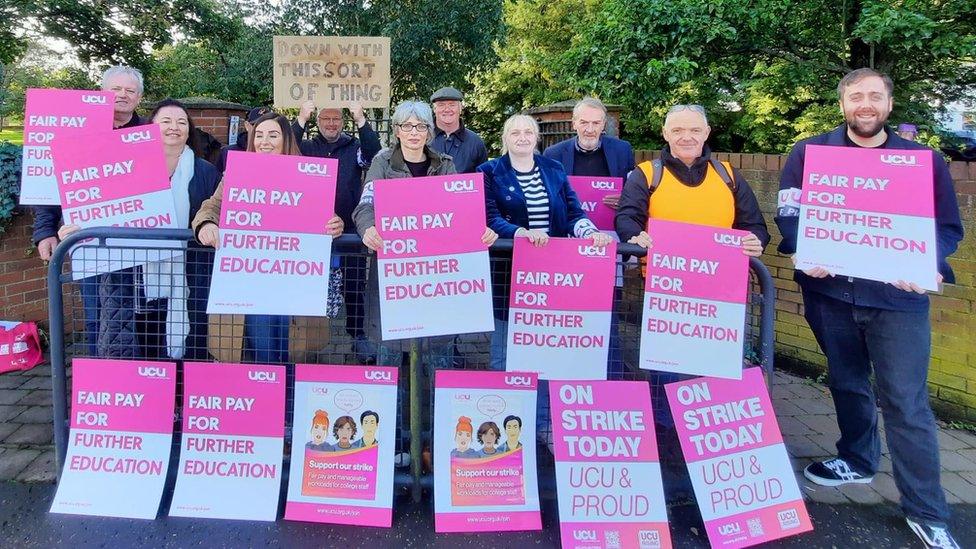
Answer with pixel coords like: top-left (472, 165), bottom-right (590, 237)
top-left (775, 68), bottom-right (963, 549)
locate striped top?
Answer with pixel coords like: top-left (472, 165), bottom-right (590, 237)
top-left (515, 167), bottom-right (550, 233)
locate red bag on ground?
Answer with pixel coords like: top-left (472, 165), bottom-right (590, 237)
top-left (0, 322), bottom-right (44, 374)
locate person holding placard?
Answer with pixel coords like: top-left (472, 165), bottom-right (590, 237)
top-left (57, 99), bottom-right (219, 359)
top-left (193, 112), bottom-right (345, 364)
top-left (775, 68), bottom-right (963, 549)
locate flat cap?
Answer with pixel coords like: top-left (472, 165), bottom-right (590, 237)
top-left (430, 87), bottom-right (464, 103)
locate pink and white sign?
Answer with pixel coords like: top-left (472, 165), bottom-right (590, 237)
top-left (169, 362), bottom-right (286, 521)
top-left (285, 364), bottom-right (399, 527)
top-left (51, 124), bottom-right (181, 279)
top-left (207, 151), bottom-right (337, 315)
top-left (433, 370), bottom-right (541, 533)
top-left (507, 238), bottom-right (616, 380)
top-left (795, 145), bottom-right (938, 289)
top-left (20, 88), bottom-right (114, 205)
top-left (51, 358), bottom-right (176, 519)
top-left (568, 176), bottom-right (623, 233)
top-left (639, 219), bottom-right (749, 379)
top-left (550, 381), bottom-right (671, 549)
top-left (373, 173), bottom-right (493, 340)
top-left (666, 368), bottom-right (812, 548)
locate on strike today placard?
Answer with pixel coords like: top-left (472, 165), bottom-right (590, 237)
top-left (550, 381), bottom-right (671, 549)
top-left (506, 238), bottom-right (616, 380)
top-left (666, 368), bottom-right (812, 548)
top-left (374, 173), bottom-right (493, 340)
top-left (273, 36), bottom-right (391, 109)
top-left (568, 176), bottom-right (623, 233)
top-left (434, 370), bottom-right (541, 533)
top-left (52, 124), bottom-right (181, 279)
top-left (794, 145), bottom-right (939, 290)
top-left (285, 364), bottom-right (399, 527)
top-left (169, 362), bottom-right (286, 521)
top-left (640, 219), bottom-right (749, 379)
top-left (20, 88), bottom-right (114, 205)
top-left (207, 151), bottom-right (338, 316)
top-left (51, 359), bottom-right (176, 519)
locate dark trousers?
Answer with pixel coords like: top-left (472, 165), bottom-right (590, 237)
top-left (342, 254), bottom-right (367, 338)
top-left (79, 276), bottom-right (100, 356)
top-left (802, 289), bottom-right (949, 522)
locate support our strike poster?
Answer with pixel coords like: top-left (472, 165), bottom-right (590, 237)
top-left (506, 238), bottom-right (616, 380)
top-left (285, 364), bottom-right (399, 527)
top-left (666, 368), bottom-right (812, 548)
top-left (434, 370), bottom-right (541, 533)
top-left (639, 219), bottom-right (749, 379)
top-left (51, 359), bottom-right (176, 519)
top-left (169, 362), bottom-right (286, 521)
top-left (20, 88), bottom-right (114, 205)
top-left (374, 173), bottom-right (493, 340)
top-left (550, 381), bottom-right (671, 549)
top-left (52, 125), bottom-right (182, 280)
top-left (207, 151), bottom-right (338, 315)
top-left (794, 145), bottom-right (938, 290)
top-left (568, 176), bottom-right (623, 233)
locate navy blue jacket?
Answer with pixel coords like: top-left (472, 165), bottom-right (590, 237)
top-left (542, 135), bottom-right (636, 178)
top-left (431, 123), bottom-right (488, 174)
top-left (775, 125), bottom-right (964, 312)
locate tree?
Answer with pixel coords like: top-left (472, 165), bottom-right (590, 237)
top-left (0, 41), bottom-right (93, 127)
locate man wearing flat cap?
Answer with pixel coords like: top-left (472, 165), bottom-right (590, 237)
top-left (430, 86), bottom-right (488, 173)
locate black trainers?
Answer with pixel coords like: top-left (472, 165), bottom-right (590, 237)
top-left (906, 517), bottom-right (961, 548)
top-left (803, 457), bottom-right (873, 486)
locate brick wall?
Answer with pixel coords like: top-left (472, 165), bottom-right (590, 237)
top-left (635, 150), bottom-right (976, 420)
top-left (190, 107), bottom-right (247, 146)
top-left (0, 212), bottom-right (73, 330)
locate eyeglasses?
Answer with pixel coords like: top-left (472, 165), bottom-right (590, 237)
top-left (396, 123), bottom-right (430, 133)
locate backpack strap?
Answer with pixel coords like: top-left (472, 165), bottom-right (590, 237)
top-left (637, 159), bottom-right (664, 190)
top-left (709, 158), bottom-right (736, 191)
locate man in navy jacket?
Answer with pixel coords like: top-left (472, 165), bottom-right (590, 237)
top-left (776, 68), bottom-right (963, 549)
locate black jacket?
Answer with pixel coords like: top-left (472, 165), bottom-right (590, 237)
top-left (431, 122), bottom-right (488, 173)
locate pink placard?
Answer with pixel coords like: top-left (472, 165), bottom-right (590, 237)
top-left (374, 173), bottom-right (487, 258)
top-left (435, 510), bottom-right (543, 533)
top-left (646, 219), bottom-right (749, 304)
top-left (450, 449), bottom-right (526, 506)
top-left (220, 151), bottom-right (338, 234)
top-left (436, 370), bottom-right (538, 391)
top-left (24, 89), bottom-right (115, 146)
top-left (801, 145), bottom-right (934, 217)
top-left (510, 237), bottom-right (616, 312)
top-left (70, 358), bottom-right (176, 435)
top-left (296, 364), bottom-right (398, 385)
top-left (568, 175), bottom-right (623, 232)
top-left (181, 362), bottom-right (285, 438)
top-left (284, 501), bottom-right (392, 527)
top-left (301, 445), bottom-right (379, 499)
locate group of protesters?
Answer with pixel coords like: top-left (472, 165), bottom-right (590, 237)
top-left (29, 64), bottom-right (964, 548)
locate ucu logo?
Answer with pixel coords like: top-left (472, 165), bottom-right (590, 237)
top-left (311, 387), bottom-right (330, 395)
top-left (718, 522), bottom-right (742, 536)
top-left (364, 370), bottom-right (392, 382)
top-left (137, 366), bottom-right (167, 378)
top-left (454, 394), bottom-right (471, 401)
top-left (573, 530), bottom-right (597, 541)
top-left (81, 94), bottom-right (107, 105)
top-left (444, 179), bottom-right (475, 193)
top-left (714, 233), bottom-right (741, 246)
top-left (297, 162), bottom-right (329, 176)
top-left (880, 154), bottom-right (917, 166)
top-left (121, 130), bottom-right (152, 144)
top-left (248, 371), bottom-right (278, 382)
top-left (591, 180), bottom-right (616, 190)
top-left (504, 375), bottom-right (532, 387)
top-left (578, 245), bottom-right (607, 257)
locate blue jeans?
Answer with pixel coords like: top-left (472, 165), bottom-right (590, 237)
top-left (79, 276), bottom-right (100, 356)
top-left (245, 315), bottom-right (289, 364)
top-left (802, 290), bottom-right (949, 523)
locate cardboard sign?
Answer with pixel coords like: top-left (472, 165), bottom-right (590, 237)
top-left (51, 124), bottom-right (182, 280)
top-left (434, 370), bottom-right (541, 532)
top-left (506, 238), bottom-right (616, 380)
top-left (550, 381), bottom-right (671, 549)
top-left (373, 173), bottom-right (493, 340)
top-left (285, 364), bottom-right (399, 527)
top-left (50, 358), bottom-right (176, 519)
top-left (639, 220), bottom-right (749, 379)
top-left (666, 368), bottom-right (812, 548)
top-left (273, 36), bottom-right (391, 109)
top-left (568, 176), bottom-right (623, 233)
top-left (20, 88), bottom-right (115, 205)
top-left (794, 145), bottom-right (938, 290)
top-left (207, 151), bottom-right (338, 316)
top-left (169, 362), bottom-right (286, 521)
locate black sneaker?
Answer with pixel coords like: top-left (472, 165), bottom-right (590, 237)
top-left (906, 517), bottom-right (961, 548)
top-left (803, 457), bottom-right (873, 486)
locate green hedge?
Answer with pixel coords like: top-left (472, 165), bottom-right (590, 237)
top-left (0, 142), bottom-right (22, 233)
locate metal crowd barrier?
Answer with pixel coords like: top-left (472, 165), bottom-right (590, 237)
top-left (47, 227), bottom-right (776, 507)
